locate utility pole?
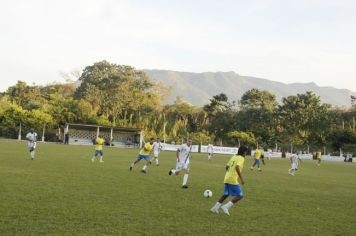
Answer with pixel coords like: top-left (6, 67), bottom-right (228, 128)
top-left (18, 122), bottom-right (22, 141)
top-left (290, 143), bottom-right (293, 153)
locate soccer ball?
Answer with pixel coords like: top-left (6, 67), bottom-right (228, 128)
top-left (203, 189), bottom-right (213, 198)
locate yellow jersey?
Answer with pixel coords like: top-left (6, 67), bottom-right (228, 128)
top-left (95, 137), bottom-right (105, 150)
top-left (254, 149), bottom-right (261, 160)
top-left (224, 155), bottom-right (245, 185)
top-left (316, 152), bottom-right (322, 159)
top-left (140, 142), bottom-right (153, 155)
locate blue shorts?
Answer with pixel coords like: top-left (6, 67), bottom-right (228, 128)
top-left (137, 154), bottom-right (150, 161)
top-left (95, 150), bottom-right (103, 156)
top-left (223, 183), bottom-right (243, 197)
top-left (253, 159), bottom-right (260, 165)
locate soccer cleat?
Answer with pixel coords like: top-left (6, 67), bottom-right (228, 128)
top-left (181, 185), bottom-right (188, 189)
top-left (99, 160), bottom-right (104, 163)
top-left (221, 205), bottom-right (230, 216)
top-left (168, 169), bottom-right (173, 175)
top-left (210, 207), bottom-right (219, 214)
top-left (129, 166), bottom-right (132, 171)
top-left (250, 167), bottom-right (253, 171)
top-left (91, 159), bottom-right (95, 163)
top-left (141, 169), bottom-right (147, 174)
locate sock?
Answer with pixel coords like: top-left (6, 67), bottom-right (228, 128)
top-left (155, 158), bottom-right (159, 165)
top-left (213, 202), bottom-right (222, 209)
top-left (31, 151), bottom-right (35, 159)
top-left (182, 174), bottom-right (189, 186)
top-left (92, 156), bottom-right (96, 161)
top-left (223, 201), bottom-right (234, 210)
top-left (100, 156), bottom-right (103, 161)
top-left (130, 162), bottom-right (134, 167)
top-left (142, 165), bottom-right (147, 170)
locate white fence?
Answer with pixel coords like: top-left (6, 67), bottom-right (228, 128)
top-left (161, 144), bottom-right (238, 155)
top-left (162, 144), bottom-right (199, 152)
top-left (201, 145), bottom-right (238, 155)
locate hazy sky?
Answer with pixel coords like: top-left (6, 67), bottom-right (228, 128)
top-left (1, 0), bottom-right (355, 92)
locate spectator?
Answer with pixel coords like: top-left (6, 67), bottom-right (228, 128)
top-left (64, 124), bottom-right (69, 144)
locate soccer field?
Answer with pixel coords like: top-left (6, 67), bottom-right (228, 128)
top-left (0, 140), bottom-right (355, 235)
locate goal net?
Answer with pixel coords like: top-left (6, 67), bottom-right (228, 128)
top-left (66, 123), bottom-right (142, 147)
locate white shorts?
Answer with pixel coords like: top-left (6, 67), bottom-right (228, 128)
top-left (28, 142), bottom-right (36, 151)
top-left (153, 151), bottom-right (159, 158)
top-left (291, 163), bottom-right (297, 170)
top-left (176, 162), bottom-right (189, 170)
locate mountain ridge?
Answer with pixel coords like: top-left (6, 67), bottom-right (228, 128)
top-left (143, 69), bottom-right (355, 107)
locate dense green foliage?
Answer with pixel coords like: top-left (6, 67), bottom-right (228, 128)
top-left (0, 60), bottom-right (355, 151)
top-left (0, 140), bottom-right (355, 235)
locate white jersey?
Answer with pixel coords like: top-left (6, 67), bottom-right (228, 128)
top-left (178, 144), bottom-right (192, 164)
top-left (207, 144), bottom-right (213, 154)
top-left (153, 142), bottom-right (162, 152)
top-left (290, 154), bottom-right (299, 164)
top-left (26, 132), bottom-right (37, 149)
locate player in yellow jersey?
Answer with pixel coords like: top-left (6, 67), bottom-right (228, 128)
top-left (250, 148), bottom-right (262, 171)
top-left (129, 138), bottom-right (154, 173)
top-left (316, 150), bottom-right (322, 166)
top-left (210, 146), bottom-right (248, 216)
top-left (92, 135), bottom-right (105, 163)
top-left (259, 147), bottom-right (266, 165)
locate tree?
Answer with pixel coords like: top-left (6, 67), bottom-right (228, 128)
top-left (240, 88), bottom-right (278, 111)
top-left (227, 131), bottom-right (256, 146)
top-left (204, 93), bottom-right (234, 116)
top-left (236, 89), bottom-right (278, 145)
top-left (329, 129), bottom-right (356, 152)
top-left (191, 131), bottom-right (212, 145)
top-left (278, 91), bottom-right (331, 145)
top-left (75, 60), bottom-right (164, 126)
top-left (27, 109), bottom-right (55, 139)
top-left (0, 103), bottom-right (29, 138)
top-left (6, 81), bottom-right (46, 109)
top-left (203, 93), bottom-right (236, 144)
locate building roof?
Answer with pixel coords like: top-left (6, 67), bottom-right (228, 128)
top-left (68, 123), bottom-right (141, 133)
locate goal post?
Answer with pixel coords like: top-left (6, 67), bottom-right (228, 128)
top-left (66, 123), bottom-right (141, 147)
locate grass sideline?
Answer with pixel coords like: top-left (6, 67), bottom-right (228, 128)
top-left (0, 140), bottom-right (355, 235)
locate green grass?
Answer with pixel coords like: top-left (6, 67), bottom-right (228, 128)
top-left (0, 140), bottom-right (355, 235)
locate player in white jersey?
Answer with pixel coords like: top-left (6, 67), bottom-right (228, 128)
top-left (267, 149), bottom-right (272, 160)
top-left (26, 128), bottom-right (38, 160)
top-left (207, 144), bottom-right (214, 160)
top-left (168, 139), bottom-right (193, 188)
top-left (288, 152), bottom-right (302, 176)
top-left (152, 138), bottom-right (162, 166)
